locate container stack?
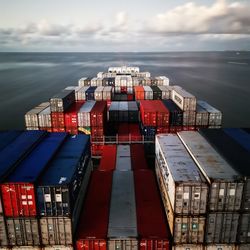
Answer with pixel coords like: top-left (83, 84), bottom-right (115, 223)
top-left (178, 131), bottom-right (245, 250)
top-left (155, 134), bottom-right (208, 249)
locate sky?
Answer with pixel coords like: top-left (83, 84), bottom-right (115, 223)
top-left (0, 0), bottom-right (250, 52)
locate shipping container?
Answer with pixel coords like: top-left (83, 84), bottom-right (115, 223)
top-left (134, 86), bottom-right (145, 100)
top-left (118, 123), bottom-right (129, 142)
top-left (115, 145), bottom-right (131, 171)
top-left (6, 217), bottom-right (40, 246)
top-left (39, 217), bottom-right (72, 245)
top-left (205, 245), bottom-right (236, 250)
top-left (140, 101), bottom-right (157, 127)
top-left (86, 87), bottom-right (97, 101)
top-left (51, 112), bottom-right (65, 129)
top-left (195, 104), bottom-right (209, 128)
top-left (76, 86), bottom-right (90, 101)
top-left (199, 129), bottom-right (250, 211)
top-left (102, 77), bottom-right (115, 86)
top-left (50, 89), bottom-right (75, 113)
top-left (102, 86), bottom-right (113, 100)
top-left (79, 77), bottom-right (91, 87)
top-left (237, 213), bottom-right (250, 243)
top-left (42, 247), bottom-right (73, 250)
top-left (158, 86), bottom-right (171, 99)
top-left (90, 101), bottom-right (107, 127)
top-left (143, 86), bottom-right (153, 100)
top-left (205, 212), bottom-right (239, 243)
top-left (0, 215), bottom-right (8, 246)
top-left (172, 88), bottom-right (196, 111)
top-left (108, 171), bottom-right (138, 249)
top-left (108, 102), bottom-right (119, 123)
top-left (140, 124), bottom-right (156, 137)
top-left (119, 102), bottom-right (128, 122)
top-left (25, 102), bottom-right (50, 128)
top-left (1, 133), bottom-right (67, 217)
top-left (0, 130), bottom-right (46, 182)
top-left (237, 244), bottom-right (250, 250)
top-left (76, 171), bottom-right (113, 250)
top-left (37, 134), bottom-right (91, 217)
top-left (173, 245), bottom-right (203, 250)
top-left (130, 144), bottom-right (148, 170)
top-left (197, 101), bottom-right (222, 127)
top-left (0, 131), bottom-right (22, 152)
top-left (142, 77), bottom-right (151, 86)
top-left (183, 111), bottom-right (196, 126)
top-left (91, 144), bottom-right (104, 157)
top-left (78, 101), bottom-right (96, 128)
top-left (155, 134), bottom-right (208, 215)
top-left (94, 86), bottom-right (104, 100)
top-left (134, 171), bottom-right (171, 250)
top-left (151, 86), bottom-right (162, 100)
top-left (178, 131), bottom-right (244, 212)
top-left (99, 145), bottom-right (117, 171)
top-left (128, 102), bottom-right (139, 123)
top-left (162, 100), bottom-right (183, 126)
top-left (38, 107), bottom-right (52, 128)
top-left (12, 247), bottom-right (41, 250)
top-left (129, 124), bottom-right (142, 141)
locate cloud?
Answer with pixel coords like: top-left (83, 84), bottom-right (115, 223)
top-left (148, 0), bottom-right (250, 35)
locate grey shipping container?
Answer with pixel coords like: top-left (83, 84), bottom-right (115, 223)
top-left (183, 111), bottom-right (196, 126)
top-left (116, 145), bottom-right (131, 171)
top-left (6, 218), bottom-right (40, 246)
top-left (155, 134), bottom-right (208, 215)
top-left (205, 213), bottom-right (239, 243)
top-left (25, 102), bottom-right (50, 128)
top-left (108, 102), bottom-right (119, 122)
top-left (128, 102), bottom-right (139, 123)
top-left (172, 88), bottom-right (196, 111)
top-left (238, 213), bottom-right (250, 243)
top-left (77, 101), bottom-right (96, 127)
top-left (76, 86), bottom-right (90, 101)
top-left (119, 102), bottom-right (128, 122)
top-left (108, 171), bottom-right (138, 249)
top-left (50, 89), bottom-right (75, 112)
top-left (178, 131), bottom-right (244, 212)
top-left (158, 86), bottom-right (171, 99)
top-left (205, 245), bottom-right (236, 250)
top-left (12, 247), bottom-right (41, 250)
top-left (173, 244), bottom-right (203, 250)
top-left (195, 104), bottom-right (209, 127)
top-left (237, 244), bottom-right (250, 250)
top-left (40, 217), bottom-right (72, 245)
top-left (0, 215), bottom-right (8, 246)
top-left (143, 86), bottom-right (153, 100)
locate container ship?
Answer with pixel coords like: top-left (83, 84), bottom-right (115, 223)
top-left (0, 66), bottom-right (249, 250)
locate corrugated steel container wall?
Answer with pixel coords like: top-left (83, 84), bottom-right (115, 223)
top-left (128, 102), bottom-right (139, 123)
top-left (76, 86), bottom-right (90, 101)
top-left (37, 134), bottom-right (91, 217)
top-left (238, 213), bottom-right (250, 243)
top-left (178, 131), bottom-right (244, 212)
top-left (99, 145), bottom-right (117, 171)
top-left (108, 172), bottom-right (137, 245)
top-left (0, 215), bottom-right (8, 246)
top-left (12, 247), bottom-right (41, 250)
top-left (115, 145), bottom-right (131, 171)
top-left (237, 244), bottom-right (250, 250)
top-left (173, 245), bottom-right (203, 250)
top-left (142, 77), bottom-right (151, 86)
top-left (42, 247), bottom-right (73, 250)
top-left (151, 86), bottom-right (162, 100)
top-left (130, 144), bottom-right (148, 170)
top-left (94, 86), bottom-right (104, 100)
top-left (50, 89), bottom-right (75, 112)
top-left (40, 217), bottom-right (72, 245)
top-left (143, 86), bottom-right (153, 100)
top-left (25, 102), bottom-right (50, 128)
top-left (78, 77), bottom-right (91, 87)
top-left (51, 112), bottom-right (65, 128)
top-left (103, 77), bottom-right (115, 86)
top-left (6, 217), bottom-right (40, 246)
top-left (134, 86), bottom-right (145, 100)
top-left (140, 100), bottom-right (157, 127)
top-left (38, 107), bottom-right (52, 128)
top-left (65, 102), bottom-right (84, 131)
top-left (162, 99), bottom-right (183, 126)
top-left (86, 87), bottom-right (97, 101)
top-left (90, 101), bottom-right (107, 127)
top-left (174, 216), bottom-right (205, 244)
top-left (172, 88), bottom-right (196, 111)
top-left (102, 86), bottom-right (113, 100)
top-left (158, 86), bottom-right (171, 99)
top-left (1, 133), bottom-right (67, 217)
top-left (195, 104), bottom-right (209, 127)
top-left (205, 213), bottom-right (239, 243)
top-left (197, 101), bottom-right (222, 127)
top-left (115, 86), bottom-right (121, 93)
top-left (155, 134), bottom-right (208, 215)
top-left (77, 101), bottom-right (96, 127)
top-left (183, 111), bottom-right (196, 126)
top-left (199, 129), bottom-right (250, 211)
top-left (76, 171), bottom-right (113, 250)
top-left (0, 130), bottom-right (46, 182)
top-left (108, 101), bottom-right (119, 122)
top-left (91, 77), bottom-right (98, 86)
top-left (205, 245), bottom-right (236, 250)
top-left (118, 102), bottom-right (128, 122)
top-left (134, 171), bottom-right (171, 250)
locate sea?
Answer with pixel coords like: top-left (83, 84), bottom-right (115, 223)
top-left (0, 51), bottom-right (250, 130)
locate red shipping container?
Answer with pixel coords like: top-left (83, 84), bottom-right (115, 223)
top-left (51, 112), bottom-right (65, 128)
top-left (91, 144), bottom-right (104, 156)
top-left (99, 145), bottom-right (117, 171)
top-left (183, 126), bottom-right (196, 131)
top-left (1, 183), bottom-right (36, 217)
top-left (52, 127), bottom-right (65, 132)
top-left (65, 127), bottom-right (78, 135)
top-left (140, 100), bottom-right (157, 126)
top-left (90, 101), bottom-right (107, 127)
top-left (156, 127), bottom-right (169, 134)
top-left (129, 124), bottom-right (142, 141)
top-left (76, 171), bottom-right (113, 250)
top-left (64, 101), bottom-right (85, 129)
top-left (134, 86), bottom-right (145, 100)
top-left (127, 94), bottom-right (134, 101)
top-left (118, 123), bottom-right (129, 142)
top-left (168, 126), bottom-right (177, 134)
top-left (121, 86), bottom-right (127, 93)
top-left (91, 127), bottom-right (104, 142)
top-left (39, 127), bottom-right (53, 132)
top-left (134, 171), bottom-right (171, 250)
top-left (130, 144), bottom-right (148, 170)
top-left (107, 100), bottom-right (112, 109)
top-left (156, 101), bottom-right (169, 127)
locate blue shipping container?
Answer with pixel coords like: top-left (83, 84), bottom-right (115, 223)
top-left (0, 131), bottom-right (22, 152)
top-left (37, 134), bottom-right (91, 217)
top-left (86, 86), bottom-right (97, 100)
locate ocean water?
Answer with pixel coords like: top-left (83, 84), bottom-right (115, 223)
top-left (0, 52), bottom-right (249, 130)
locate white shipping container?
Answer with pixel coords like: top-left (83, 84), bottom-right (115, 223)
top-left (195, 105), bottom-right (209, 127)
top-left (38, 106), bottom-right (52, 128)
top-left (173, 244), bottom-right (203, 250)
top-left (94, 86), bottom-right (104, 100)
top-left (12, 248), bottom-right (41, 250)
top-left (137, 72), bottom-right (151, 78)
top-left (115, 86), bottom-right (121, 93)
top-left (142, 77), bottom-right (152, 86)
top-left (78, 77), bottom-right (90, 87)
top-left (108, 66), bottom-right (139, 74)
top-left (42, 246), bottom-right (73, 250)
top-left (155, 134), bottom-right (208, 215)
top-left (91, 77), bottom-right (98, 86)
top-left (172, 88), bottom-right (197, 111)
top-left (178, 131), bottom-right (244, 212)
top-left (97, 72), bottom-right (103, 78)
top-left (143, 86), bottom-right (153, 100)
top-left (205, 245), bottom-right (236, 250)
top-left (158, 86), bottom-right (171, 99)
top-left (183, 111), bottom-right (196, 126)
top-left (77, 101), bottom-right (96, 127)
top-left (76, 86), bottom-right (89, 101)
top-left (102, 86), bottom-right (113, 100)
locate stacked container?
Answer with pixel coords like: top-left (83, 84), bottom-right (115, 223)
top-left (75, 86), bottom-right (90, 101)
top-left (178, 131), bottom-right (244, 250)
top-left (195, 104), bottom-right (209, 129)
top-left (155, 134), bottom-right (208, 249)
top-left (37, 134), bottom-right (91, 249)
top-left (78, 77), bottom-right (91, 87)
top-left (1, 133), bottom-right (66, 247)
top-left (38, 106), bottom-right (52, 132)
